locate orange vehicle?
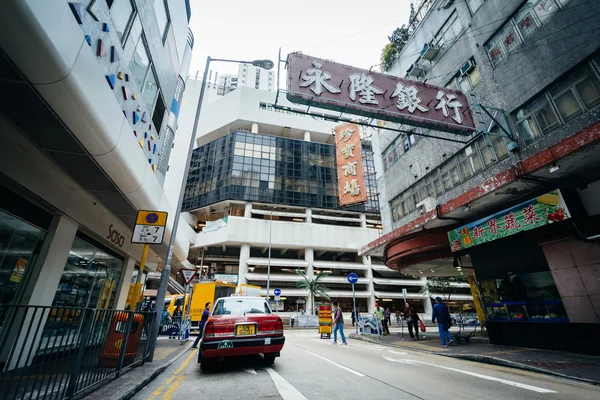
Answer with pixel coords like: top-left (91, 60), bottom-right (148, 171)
top-left (100, 312), bottom-right (145, 367)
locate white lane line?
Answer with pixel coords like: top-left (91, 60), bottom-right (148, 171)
top-left (302, 349), bottom-right (365, 377)
top-left (383, 356), bottom-right (419, 365)
top-left (404, 359), bottom-right (556, 393)
top-left (242, 368), bottom-right (257, 375)
top-left (265, 367), bottom-right (308, 400)
top-left (387, 350), bottom-right (408, 355)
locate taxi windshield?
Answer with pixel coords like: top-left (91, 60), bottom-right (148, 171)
top-left (212, 298), bottom-right (271, 316)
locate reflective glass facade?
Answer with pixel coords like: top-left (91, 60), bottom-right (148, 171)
top-left (182, 131), bottom-right (379, 213)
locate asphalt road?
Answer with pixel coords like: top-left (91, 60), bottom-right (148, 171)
top-left (134, 330), bottom-right (598, 400)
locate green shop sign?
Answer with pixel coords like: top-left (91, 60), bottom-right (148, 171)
top-left (448, 190), bottom-right (570, 252)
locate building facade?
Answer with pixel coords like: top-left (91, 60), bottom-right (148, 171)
top-left (363, 0), bottom-right (600, 354)
top-left (0, 0), bottom-right (195, 333)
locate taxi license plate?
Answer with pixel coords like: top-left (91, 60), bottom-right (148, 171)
top-left (236, 324), bottom-right (255, 336)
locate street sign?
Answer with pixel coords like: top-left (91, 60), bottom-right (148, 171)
top-left (274, 288), bottom-right (281, 301)
top-left (132, 210), bottom-right (168, 244)
top-left (180, 268), bottom-right (197, 285)
top-left (402, 288), bottom-right (408, 303)
top-left (347, 273), bottom-right (359, 284)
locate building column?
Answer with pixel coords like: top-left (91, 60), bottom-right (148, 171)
top-left (423, 296), bottom-right (433, 318)
top-left (305, 248), bottom-right (314, 314)
top-left (363, 255), bottom-right (376, 313)
top-left (251, 123), bottom-right (259, 133)
top-left (359, 213), bottom-right (367, 228)
top-left (305, 208), bottom-right (312, 223)
top-left (304, 131), bottom-right (311, 142)
top-left (115, 257), bottom-right (137, 310)
top-left (244, 202), bottom-right (253, 218)
top-left (4, 216), bottom-right (78, 370)
top-left (237, 244), bottom-right (250, 289)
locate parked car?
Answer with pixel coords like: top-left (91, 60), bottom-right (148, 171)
top-left (198, 296), bottom-right (285, 369)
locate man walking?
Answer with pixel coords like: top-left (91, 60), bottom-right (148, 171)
top-left (374, 302), bottom-right (386, 338)
top-left (331, 301), bottom-right (348, 345)
top-left (403, 302), bottom-right (421, 340)
top-left (191, 301), bottom-right (211, 349)
top-left (432, 297), bottom-right (453, 347)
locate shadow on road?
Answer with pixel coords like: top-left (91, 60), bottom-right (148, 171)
top-left (197, 354), bottom-right (273, 374)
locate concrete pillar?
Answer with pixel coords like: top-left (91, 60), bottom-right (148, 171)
top-left (251, 123), bottom-right (259, 133)
top-left (305, 208), bottom-right (312, 223)
top-left (244, 202), bottom-right (252, 218)
top-left (363, 255), bottom-right (376, 313)
top-left (237, 244), bottom-right (250, 289)
top-left (359, 213), bottom-right (367, 228)
top-left (304, 131), bottom-right (311, 142)
top-left (115, 257), bottom-right (137, 310)
top-left (305, 248), bottom-right (314, 314)
top-left (423, 296), bottom-right (433, 318)
top-left (4, 216), bottom-right (78, 370)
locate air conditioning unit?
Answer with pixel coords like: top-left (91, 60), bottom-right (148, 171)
top-left (407, 61), bottom-right (427, 77)
top-left (403, 143), bottom-right (410, 152)
top-left (416, 197), bottom-right (437, 215)
top-left (460, 60), bottom-right (475, 76)
top-left (420, 43), bottom-right (439, 61)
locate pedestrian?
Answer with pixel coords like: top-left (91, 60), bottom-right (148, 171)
top-left (384, 308), bottom-right (392, 327)
top-left (432, 296), bottom-right (453, 347)
top-left (173, 305), bottom-right (182, 318)
top-left (331, 301), bottom-right (348, 345)
top-left (191, 301), bottom-right (212, 349)
top-left (351, 308), bottom-right (356, 326)
top-left (159, 303), bottom-right (172, 337)
top-left (374, 302), bottom-right (386, 338)
top-left (403, 302), bottom-right (421, 340)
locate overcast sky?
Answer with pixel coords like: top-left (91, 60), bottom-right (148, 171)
top-left (187, 0), bottom-right (412, 82)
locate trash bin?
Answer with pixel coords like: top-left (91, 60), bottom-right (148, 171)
top-left (100, 312), bottom-right (145, 367)
top-left (290, 317), bottom-right (295, 327)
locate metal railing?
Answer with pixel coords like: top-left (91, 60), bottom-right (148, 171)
top-left (0, 305), bottom-right (155, 400)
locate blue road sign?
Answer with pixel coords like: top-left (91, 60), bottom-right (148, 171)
top-left (274, 288), bottom-right (281, 296)
top-left (347, 273), bottom-right (359, 284)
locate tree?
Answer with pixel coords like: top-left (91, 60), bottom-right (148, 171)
top-left (380, 26), bottom-right (410, 72)
top-left (295, 270), bottom-right (330, 315)
top-left (423, 276), bottom-right (468, 303)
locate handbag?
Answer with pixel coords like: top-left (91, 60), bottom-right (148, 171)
top-left (419, 320), bottom-right (426, 332)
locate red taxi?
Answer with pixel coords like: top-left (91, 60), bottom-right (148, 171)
top-left (198, 296), bottom-right (285, 368)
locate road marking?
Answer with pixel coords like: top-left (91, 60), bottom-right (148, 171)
top-left (383, 356), bottom-right (419, 365)
top-left (174, 350), bottom-right (197, 375)
top-left (242, 368), bottom-right (257, 375)
top-left (265, 367), bottom-right (308, 400)
top-left (302, 349), bottom-right (365, 377)
top-left (150, 385), bottom-right (166, 397)
top-left (165, 375), bottom-right (176, 385)
top-left (387, 350), bottom-right (408, 355)
top-left (409, 360), bottom-right (557, 393)
top-left (163, 375), bottom-right (185, 400)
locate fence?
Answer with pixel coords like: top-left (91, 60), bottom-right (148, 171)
top-left (0, 305), bottom-right (155, 400)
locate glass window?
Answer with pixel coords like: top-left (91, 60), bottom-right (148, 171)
top-left (0, 210), bottom-right (46, 306)
top-left (109, 0), bottom-right (135, 43)
top-left (554, 90), bottom-right (582, 121)
top-left (518, 117), bottom-right (541, 144)
top-left (458, 76), bottom-right (470, 93)
top-left (52, 237), bottom-right (123, 309)
top-left (469, 66), bottom-right (482, 88)
top-left (515, 2), bottom-right (538, 38)
top-left (534, 0), bottom-right (559, 24)
top-left (502, 27), bottom-right (520, 54)
top-left (154, 0), bottom-right (170, 41)
top-left (130, 37), bottom-right (150, 92)
top-left (535, 103), bottom-right (560, 132)
top-left (142, 67), bottom-right (159, 112)
top-left (575, 75), bottom-right (600, 108)
top-left (467, 0), bottom-right (484, 14)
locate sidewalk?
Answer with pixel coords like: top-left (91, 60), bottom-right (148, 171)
top-left (82, 337), bottom-right (191, 400)
top-left (349, 328), bottom-right (600, 385)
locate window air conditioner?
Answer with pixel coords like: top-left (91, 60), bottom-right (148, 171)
top-left (420, 43), bottom-right (439, 61)
top-left (460, 60), bottom-right (475, 76)
top-left (407, 61), bottom-right (427, 77)
top-left (416, 197), bottom-right (437, 215)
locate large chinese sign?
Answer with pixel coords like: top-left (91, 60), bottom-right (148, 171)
top-left (448, 190), bottom-right (570, 252)
top-left (335, 123), bottom-right (367, 206)
top-left (287, 53), bottom-right (476, 135)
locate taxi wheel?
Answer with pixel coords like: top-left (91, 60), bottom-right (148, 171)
top-left (264, 354), bottom-right (276, 366)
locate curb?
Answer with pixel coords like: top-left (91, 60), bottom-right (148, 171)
top-left (348, 334), bottom-right (600, 386)
top-left (115, 346), bottom-right (192, 400)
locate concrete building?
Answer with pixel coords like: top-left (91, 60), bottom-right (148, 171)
top-left (0, 0), bottom-right (195, 327)
top-left (362, 0), bottom-right (600, 354)
top-left (238, 63), bottom-right (275, 91)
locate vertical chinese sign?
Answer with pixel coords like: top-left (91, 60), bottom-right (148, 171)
top-left (448, 190), bottom-right (570, 252)
top-left (335, 123), bottom-right (367, 206)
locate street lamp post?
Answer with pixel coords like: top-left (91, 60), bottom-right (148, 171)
top-left (266, 204), bottom-right (277, 304)
top-left (147, 55), bottom-right (273, 361)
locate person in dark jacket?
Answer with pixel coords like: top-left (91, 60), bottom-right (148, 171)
top-left (431, 296), bottom-right (453, 347)
top-left (191, 302), bottom-right (211, 349)
top-left (403, 302), bottom-right (421, 340)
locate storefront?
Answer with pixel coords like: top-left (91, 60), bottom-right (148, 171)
top-left (448, 189), bottom-right (600, 355)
